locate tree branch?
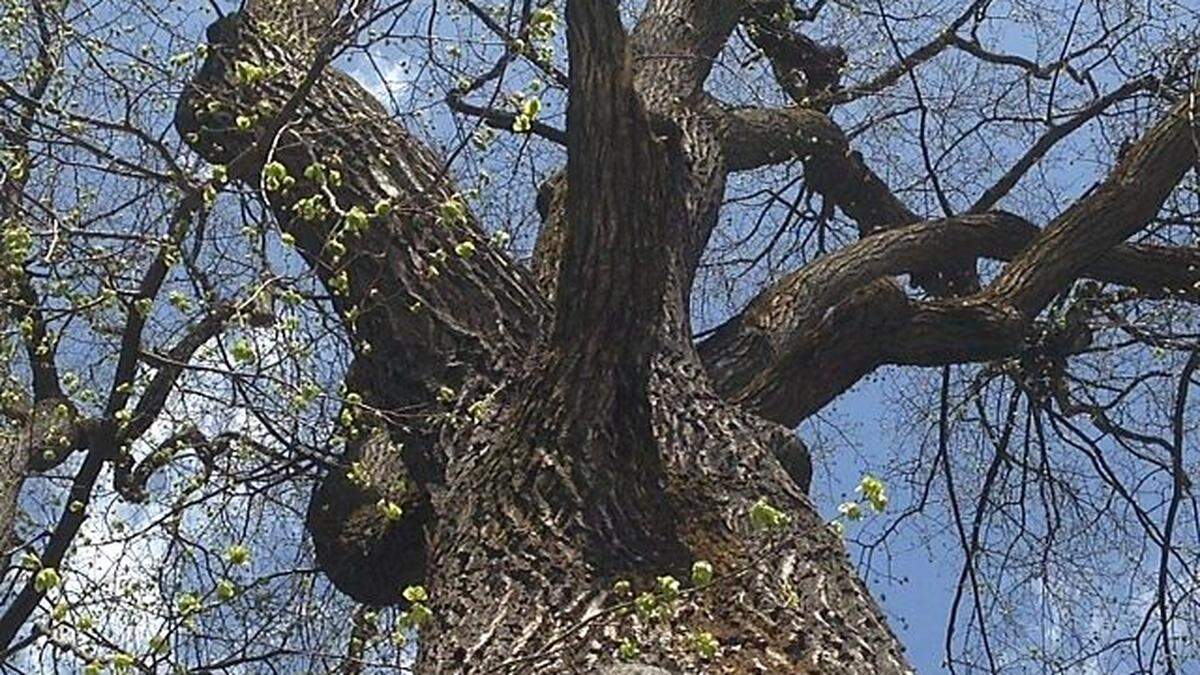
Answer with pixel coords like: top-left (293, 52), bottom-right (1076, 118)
top-left (0, 446), bottom-right (107, 654)
top-left (743, 0), bottom-right (846, 104)
top-left (553, 0), bottom-right (675, 359)
top-left (991, 92), bottom-right (1200, 316)
top-left (701, 205), bottom-right (1200, 426)
top-left (971, 76), bottom-right (1156, 213)
top-left (720, 105), bottom-right (918, 232)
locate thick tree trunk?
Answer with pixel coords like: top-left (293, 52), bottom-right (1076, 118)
top-left (174, 3), bottom-right (912, 672)
top-left (418, 351), bottom-right (908, 672)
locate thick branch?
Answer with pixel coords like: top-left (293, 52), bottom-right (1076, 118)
top-left (721, 106), bottom-right (918, 233)
top-left (554, 0), bottom-right (674, 359)
top-left (708, 88), bottom-right (1199, 424)
top-left (178, 4), bottom-right (545, 603)
top-left (630, 0), bottom-right (744, 101)
top-left (718, 102), bottom-right (987, 292)
top-left (179, 6), bottom-right (544, 416)
top-left (701, 209), bottom-right (1200, 426)
top-left (991, 93), bottom-right (1199, 317)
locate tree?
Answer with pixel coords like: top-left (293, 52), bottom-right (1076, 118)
top-left (2, 0), bottom-right (1199, 672)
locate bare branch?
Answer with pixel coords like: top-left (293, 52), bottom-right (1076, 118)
top-left (971, 76), bottom-right (1156, 213)
top-left (701, 205), bottom-right (1200, 426)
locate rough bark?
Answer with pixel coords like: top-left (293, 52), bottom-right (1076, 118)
top-left (176, 4), bottom-right (545, 606)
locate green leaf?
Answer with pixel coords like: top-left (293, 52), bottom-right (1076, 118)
top-left (692, 631), bottom-right (719, 660)
top-left (263, 161), bottom-right (289, 192)
top-left (148, 635), bottom-right (169, 655)
top-left (303, 162), bottom-right (326, 184)
top-left (226, 543), bottom-right (251, 566)
top-left (402, 585), bottom-right (428, 603)
top-left (656, 575), bottom-right (680, 601)
top-left (168, 291), bottom-right (192, 312)
top-left (837, 501), bottom-right (863, 521)
top-left (376, 499), bottom-right (404, 522)
top-left (112, 652), bottom-right (136, 674)
top-left (177, 592), bottom-right (202, 615)
top-left (345, 206), bottom-right (370, 234)
top-left (437, 196), bottom-right (468, 227)
top-left (233, 60), bottom-right (267, 85)
top-left (634, 592), bottom-right (657, 618)
top-left (454, 241), bottom-right (477, 258)
top-left (749, 497), bottom-right (791, 530)
top-left (616, 637), bottom-right (639, 661)
top-left (401, 602), bottom-right (433, 629)
top-left (857, 474), bottom-right (888, 512)
top-left (230, 339), bottom-right (255, 364)
top-left (133, 297), bottom-right (154, 318)
top-left (34, 567), bottom-right (60, 592)
top-left (329, 270), bottom-right (350, 295)
top-left (521, 97), bottom-right (542, 118)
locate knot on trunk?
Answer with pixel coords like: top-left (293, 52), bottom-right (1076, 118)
top-left (174, 12), bottom-right (318, 166)
top-left (306, 426), bottom-right (429, 606)
top-left (763, 426), bottom-right (812, 492)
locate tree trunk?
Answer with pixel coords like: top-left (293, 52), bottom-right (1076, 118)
top-left (174, 2), bottom-right (913, 672)
top-left (418, 351), bottom-right (909, 672)
top-left (172, 0), bottom-right (1200, 668)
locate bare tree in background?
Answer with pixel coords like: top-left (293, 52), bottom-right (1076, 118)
top-left (2, 0), bottom-right (1200, 672)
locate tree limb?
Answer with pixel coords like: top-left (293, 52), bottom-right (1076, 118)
top-left (991, 92), bottom-right (1199, 316)
top-left (971, 76), bottom-right (1156, 213)
top-left (701, 204), bottom-right (1200, 426)
top-left (553, 0), bottom-right (675, 360)
top-left (178, 0), bottom-right (547, 604)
